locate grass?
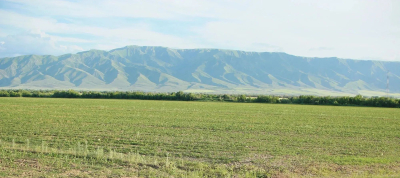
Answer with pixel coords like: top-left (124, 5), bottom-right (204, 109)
top-left (0, 97), bottom-right (399, 177)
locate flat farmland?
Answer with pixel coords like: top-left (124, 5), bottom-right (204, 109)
top-left (0, 97), bottom-right (399, 177)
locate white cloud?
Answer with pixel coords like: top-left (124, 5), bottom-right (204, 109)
top-left (189, 1), bottom-right (400, 60)
top-left (0, 0), bottom-right (399, 60)
top-left (309, 47), bottom-right (334, 51)
top-left (3, 0), bottom-right (227, 20)
top-left (0, 30), bottom-right (84, 57)
top-left (0, 42), bottom-right (5, 51)
top-left (0, 9), bottom-right (201, 51)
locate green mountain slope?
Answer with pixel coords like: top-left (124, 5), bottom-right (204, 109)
top-left (1, 45), bottom-right (399, 96)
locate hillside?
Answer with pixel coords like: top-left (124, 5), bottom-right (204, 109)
top-left (0, 45), bottom-right (399, 96)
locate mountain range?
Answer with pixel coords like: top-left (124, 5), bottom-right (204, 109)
top-left (0, 45), bottom-right (399, 96)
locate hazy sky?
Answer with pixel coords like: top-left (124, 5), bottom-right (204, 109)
top-left (0, 0), bottom-right (399, 61)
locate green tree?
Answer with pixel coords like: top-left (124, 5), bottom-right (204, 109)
top-left (238, 95), bottom-right (246, 102)
top-left (0, 90), bottom-right (10, 97)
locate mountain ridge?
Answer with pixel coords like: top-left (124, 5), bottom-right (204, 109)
top-left (1, 45), bottom-right (399, 96)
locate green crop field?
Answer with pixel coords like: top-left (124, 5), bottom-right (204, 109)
top-left (0, 98), bottom-right (399, 177)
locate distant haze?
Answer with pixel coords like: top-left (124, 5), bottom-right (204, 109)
top-left (0, 0), bottom-right (399, 61)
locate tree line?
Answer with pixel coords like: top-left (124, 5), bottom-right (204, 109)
top-left (0, 89), bottom-right (399, 108)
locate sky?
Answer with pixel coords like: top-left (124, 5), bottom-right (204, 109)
top-left (0, 0), bottom-right (399, 61)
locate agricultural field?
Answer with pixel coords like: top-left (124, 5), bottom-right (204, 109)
top-left (0, 98), bottom-right (399, 177)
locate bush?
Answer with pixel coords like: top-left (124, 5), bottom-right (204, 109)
top-left (0, 90), bottom-right (10, 97)
top-left (237, 95), bottom-right (246, 102)
top-left (0, 89), bottom-right (399, 108)
top-left (22, 90), bottom-right (32, 97)
top-left (9, 91), bottom-right (21, 97)
top-left (333, 101), bottom-right (339, 106)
